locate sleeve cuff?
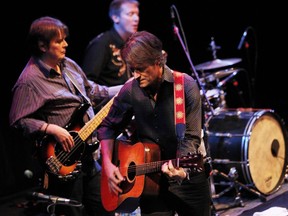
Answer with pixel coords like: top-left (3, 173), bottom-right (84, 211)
top-left (184, 168), bottom-right (191, 180)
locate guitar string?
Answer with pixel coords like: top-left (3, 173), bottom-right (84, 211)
top-left (55, 70), bottom-right (93, 165)
top-left (56, 110), bottom-right (107, 164)
top-left (53, 99), bottom-right (114, 171)
top-left (119, 156), bottom-right (202, 175)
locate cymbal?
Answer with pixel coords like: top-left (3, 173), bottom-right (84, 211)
top-left (214, 68), bottom-right (240, 79)
top-left (195, 58), bottom-right (242, 71)
top-left (202, 68), bottom-right (240, 83)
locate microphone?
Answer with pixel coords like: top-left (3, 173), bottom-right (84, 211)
top-left (217, 71), bottom-right (238, 88)
top-left (237, 28), bottom-right (248, 50)
top-left (170, 5), bottom-right (178, 37)
top-left (30, 192), bottom-right (81, 205)
top-left (170, 5), bottom-right (176, 27)
top-left (24, 169), bottom-right (33, 179)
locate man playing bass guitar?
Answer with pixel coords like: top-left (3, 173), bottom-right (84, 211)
top-left (9, 16), bottom-right (121, 216)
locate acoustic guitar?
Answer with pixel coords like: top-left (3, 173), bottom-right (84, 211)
top-left (101, 140), bottom-right (204, 212)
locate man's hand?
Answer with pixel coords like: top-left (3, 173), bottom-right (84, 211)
top-left (162, 160), bottom-right (186, 182)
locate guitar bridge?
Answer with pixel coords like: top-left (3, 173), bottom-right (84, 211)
top-left (58, 169), bottom-right (81, 181)
top-left (46, 156), bottom-right (62, 174)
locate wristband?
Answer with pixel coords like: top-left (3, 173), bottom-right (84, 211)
top-left (44, 123), bottom-right (49, 134)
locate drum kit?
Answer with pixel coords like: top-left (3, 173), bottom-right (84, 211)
top-left (197, 57), bottom-right (245, 116)
top-left (194, 40), bottom-right (288, 210)
top-left (195, 38), bottom-right (244, 115)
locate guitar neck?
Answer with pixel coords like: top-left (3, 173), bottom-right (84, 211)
top-left (135, 159), bottom-right (179, 176)
top-left (78, 97), bottom-right (115, 141)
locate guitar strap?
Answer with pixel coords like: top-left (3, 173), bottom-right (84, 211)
top-left (173, 71), bottom-right (186, 159)
top-left (64, 71), bottom-right (92, 106)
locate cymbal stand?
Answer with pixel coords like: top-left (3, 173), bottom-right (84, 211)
top-left (212, 167), bottom-right (266, 211)
top-left (210, 37), bottom-right (221, 61)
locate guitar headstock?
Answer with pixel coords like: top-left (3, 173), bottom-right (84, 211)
top-left (179, 153), bottom-right (204, 173)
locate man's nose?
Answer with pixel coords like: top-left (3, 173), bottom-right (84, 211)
top-left (133, 71), bottom-right (140, 79)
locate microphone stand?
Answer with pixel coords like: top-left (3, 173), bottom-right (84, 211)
top-left (172, 25), bottom-right (215, 116)
top-left (29, 191), bottom-right (83, 216)
top-left (172, 22), bottom-right (217, 215)
top-left (237, 26), bottom-right (257, 107)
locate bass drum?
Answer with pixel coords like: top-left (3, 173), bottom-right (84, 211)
top-left (207, 109), bottom-right (287, 195)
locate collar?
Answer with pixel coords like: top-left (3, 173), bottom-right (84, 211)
top-left (34, 57), bottom-right (66, 77)
top-left (111, 27), bottom-right (125, 45)
top-left (162, 65), bottom-right (175, 83)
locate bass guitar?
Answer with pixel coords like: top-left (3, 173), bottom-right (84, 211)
top-left (39, 97), bottom-right (115, 178)
top-left (101, 140), bottom-right (204, 212)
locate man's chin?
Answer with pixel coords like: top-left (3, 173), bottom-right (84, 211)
top-left (139, 82), bottom-right (149, 88)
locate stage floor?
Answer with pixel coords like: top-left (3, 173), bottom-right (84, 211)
top-left (214, 178), bottom-right (288, 216)
top-left (1, 178), bottom-right (288, 216)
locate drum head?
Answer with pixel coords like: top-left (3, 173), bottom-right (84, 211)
top-left (248, 114), bottom-right (286, 194)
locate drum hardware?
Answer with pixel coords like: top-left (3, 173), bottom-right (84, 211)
top-left (216, 69), bottom-right (240, 88)
top-left (212, 168), bottom-right (266, 212)
top-left (195, 58), bottom-right (242, 71)
top-left (202, 88), bottom-right (225, 115)
top-left (214, 68), bottom-right (240, 80)
top-left (212, 159), bottom-right (247, 164)
top-left (197, 39), bottom-right (244, 115)
top-left (207, 132), bottom-right (244, 138)
top-left (285, 165), bottom-right (288, 183)
top-left (205, 109), bottom-right (288, 212)
top-left (207, 109), bottom-right (287, 196)
top-left (197, 37), bottom-right (269, 212)
top-left (195, 37), bottom-right (242, 71)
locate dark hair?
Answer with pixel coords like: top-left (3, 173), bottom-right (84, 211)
top-left (109, 0), bottom-right (139, 19)
top-left (27, 16), bottom-right (69, 57)
top-left (121, 31), bottom-right (166, 68)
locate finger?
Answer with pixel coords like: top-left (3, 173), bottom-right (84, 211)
top-left (61, 141), bottom-right (68, 152)
top-left (113, 168), bottom-right (124, 181)
top-left (109, 181), bottom-right (123, 194)
top-left (161, 162), bottom-right (169, 172)
top-left (108, 183), bottom-right (119, 195)
top-left (168, 160), bottom-right (175, 172)
top-left (68, 135), bottom-right (74, 147)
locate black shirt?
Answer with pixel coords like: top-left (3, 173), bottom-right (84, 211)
top-left (82, 27), bottom-right (131, 87)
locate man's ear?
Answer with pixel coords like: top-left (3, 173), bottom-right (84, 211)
top-left (38, 41), bottom-right (47, 52)
top-left (111, 15), bottom-right (120, 24)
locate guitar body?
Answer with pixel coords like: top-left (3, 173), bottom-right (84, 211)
top-left (101, 140), bottom-right (204, 212)
top-left (38, 97), bottom-right (115, 179)
top-left (142, 143), bottom-right (161, 197)
top-left (39, 103), bottom-right (89, 177)
top-left (101, 141), bottom-right (161, 212)
top-left (41, 131), bottom-right (87, 176)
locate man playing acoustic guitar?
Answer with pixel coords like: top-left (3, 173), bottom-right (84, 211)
top-left (97, 31), bottom-right (211, 216)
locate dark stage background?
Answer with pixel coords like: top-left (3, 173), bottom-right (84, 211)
top-left (1, 0), bottom-right (288, 200)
